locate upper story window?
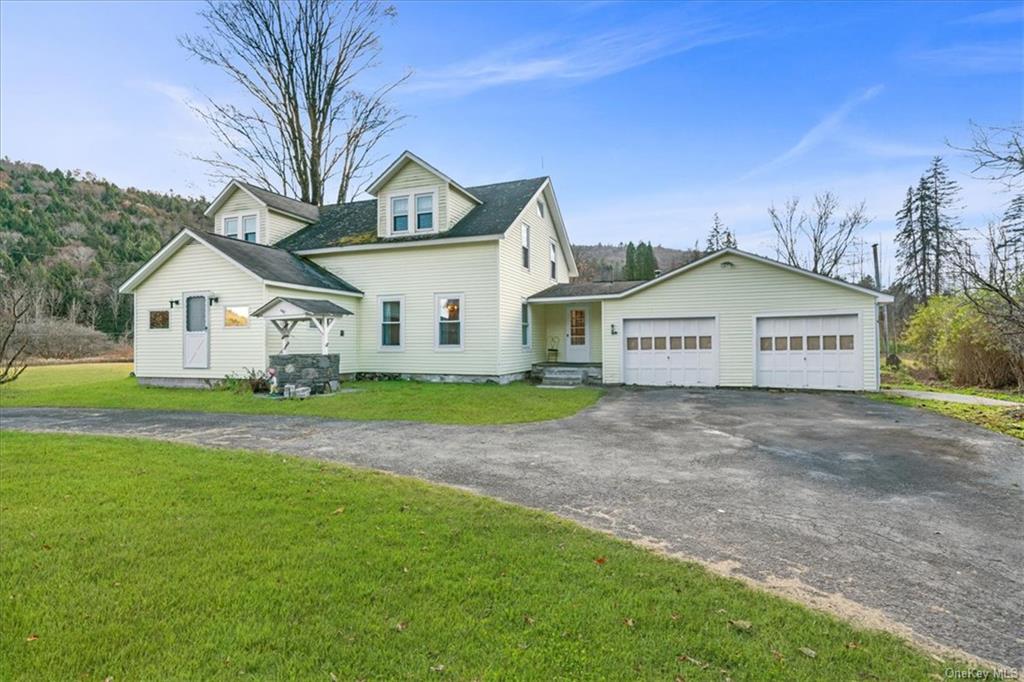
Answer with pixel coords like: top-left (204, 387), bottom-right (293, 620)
top-left (521, 224), bottom-right (530, 269)
top-left (415, 194), bottom-right (434, 230)
top-left (391, 197), bottom-right (409, 233)
top-left (223, 214), bottom-right (258, 242)
top-left (387, 187), bottom-right (438, 237)
top-left (537, 199), bottom-right (546, 219)
top-left (549, 241), bottom-right (557, 280)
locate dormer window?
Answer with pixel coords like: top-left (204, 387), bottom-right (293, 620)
top-left (391, 197), bottom-right (409, 233)
top-left (222, 214), bottom-right (258, 242)
top-left (387, 187), bottom-right (438, 237)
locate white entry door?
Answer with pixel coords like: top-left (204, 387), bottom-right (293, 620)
top-left (756, 315), bottom-right (861, 390)
top-left (623, 318), bottom-right (717, 386)
top-left (183, 293), bottom-right (210, 369)
top-left (565, 307), bottom-right (590, 362)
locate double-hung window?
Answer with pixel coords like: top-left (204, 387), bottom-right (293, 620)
top-left (223, 214), bottom-right (257, 242)
top-left (521, 224), bottom-right (530, 269)
top-left (391, 197), bottom-right (409, 233)
top-left (521, 302), bottom-right (530, 347)
top-left (415, 193), bottom-right (434, 230)
top-left (380, 297), bottom-right (403, 348)
top-left (436, 294), bottom-right (462, 349)
top-left (549, 241), bottom-right (557, 280)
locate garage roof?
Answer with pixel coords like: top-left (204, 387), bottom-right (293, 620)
top-left (528, 249), bottom-right (894, 303)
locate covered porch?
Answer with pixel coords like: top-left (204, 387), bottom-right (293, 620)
top-left (529, 300), bottom-right (604, 386)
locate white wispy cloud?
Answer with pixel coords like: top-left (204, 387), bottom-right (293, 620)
top-left (137, 80), bottom-right (196, 109)
top-left (910, 43), bottom-right (1023, 74)
top-left (955, 5), bottom-right (1024, 25)
top-left (741, 84), bottom-right (884, 179)
top-left (408, 13), bottom-right (752, 95)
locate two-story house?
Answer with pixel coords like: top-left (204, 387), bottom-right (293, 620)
top-left (120, 151), bottom-right (891, 391)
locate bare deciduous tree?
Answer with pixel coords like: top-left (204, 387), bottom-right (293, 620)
top-left (180, 0), bottom-right (409, 205)
top-left (0, 278), bottom-right (32, 385)
top-left (768, 192), bottom-right (870, 278)
top-left (952, 121), bottom-right (1024, 190)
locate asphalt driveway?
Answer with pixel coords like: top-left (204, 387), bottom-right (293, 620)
top-left (3, 388), bottom-right (1022, 666)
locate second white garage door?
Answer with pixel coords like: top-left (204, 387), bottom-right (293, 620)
top-left (623, 318), bottom-right (717, 386)
top-left (756, 315), bottom-right (862, 390)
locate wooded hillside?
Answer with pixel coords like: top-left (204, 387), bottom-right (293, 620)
top-left (0, 159), bottom-right (210, 336)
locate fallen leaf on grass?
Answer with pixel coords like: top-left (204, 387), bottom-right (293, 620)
top-left (523, 615), bottom-right (535, 625)
top-left (728, 619), bottom-right (753, 632)
top-left (395, 621), bottom-right (408, 631)
top-left (798, 647), bottom-right (817, 658)
top-left (332, 507), bottom-right (345, 515)
top-left (771, 649), bottom-right (784, 661)
top-left (594, 556), bottom-right (607, 565)
top-left (845, 641), bottom-right (861, 649)
top-left (623, 618), bottom-right (635, 627)
top-left (25, 634), bottom-right (38, 642)
top-left (670, 612), bottom-right (680, 621)
top-left (429, 663), bottom-right (445, 672)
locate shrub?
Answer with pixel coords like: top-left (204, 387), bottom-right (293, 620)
top-left (223, 367), bottom-right (271, 394)
top-left (904, 295), bottom-right (1024, 388)
top-left (11, 317), bottom-right (119, 360)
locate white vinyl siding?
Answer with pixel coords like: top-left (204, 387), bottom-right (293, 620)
top-left (267, 209), bottom-right (310, 244)
top-left (132, 241), bottom-right (267, 379)
top-left (313, 241), bottom-right (499, 375)
top-left (448, 187), bottom-right (476, 228)
top-left (496, 186), bottom-right (573, 374)
top-left (600, 253), bottom-right (879, 389)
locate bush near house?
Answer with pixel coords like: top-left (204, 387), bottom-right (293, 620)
top-left (903, 295), bottom-right (1024, 389)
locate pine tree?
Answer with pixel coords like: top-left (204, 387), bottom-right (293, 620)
top-left (706, 214), bottom-right (738, 252)
top-left (895, 186), bottom-right (927, 301)
top-left (624, 242), bottom-right (637, 280)
top-left (921, 156), bottom-right (961, 296)
top-left (638, 242), bottom-right (658, 279)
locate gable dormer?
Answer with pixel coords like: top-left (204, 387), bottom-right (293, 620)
top-left (204, 180), bottom-right (319, 246)
top-left (367, 151), bottom-right (481, 239)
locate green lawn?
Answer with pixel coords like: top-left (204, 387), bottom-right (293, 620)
top-left (1, 432), bottom-right (947, 680)
top-left (0, 363), bottom-right (601, 424)
top-left (868, 392), bottom-right (1023, 440)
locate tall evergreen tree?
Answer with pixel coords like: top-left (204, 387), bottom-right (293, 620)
top-left (894, 157), bottom-right (962, 301)
top-left (624, 242), bottom-right (637, 280)
top-left (706, 213), bottom-right (737, 251)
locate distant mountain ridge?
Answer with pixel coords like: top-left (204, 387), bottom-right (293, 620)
top-left (571, 243), bottom-right (703, 282)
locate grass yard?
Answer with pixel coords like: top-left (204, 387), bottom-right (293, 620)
top-left (868, 392), bottom-right (1023, 440)
top-left (0, 363), bottom-right (601, 425)
top-left (0, 432), bottom-right (948, 680)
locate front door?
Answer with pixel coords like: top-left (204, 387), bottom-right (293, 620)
top-left (183, 292), bottom-right (210, 369)
top-left (565, 307), bottom-right (589, 362)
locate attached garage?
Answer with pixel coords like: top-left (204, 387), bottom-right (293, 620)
top-left (623, 318), bottom-right (717, 386)
top-left (755, 314), bottom-right (862, 390)
top-left (529, 248), bottom-right (893, 392)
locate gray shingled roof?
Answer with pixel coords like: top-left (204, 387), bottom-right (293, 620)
top-left (529, 280), bottom-right (645, 299)
top-left (198, 231), bottom-right (361, 294)
top-left (235, 180), bottom-right (321, 223)
top-left (253, 297), bottom-right (353, 317)
top-left (276, 177), bottom-right (548, 251)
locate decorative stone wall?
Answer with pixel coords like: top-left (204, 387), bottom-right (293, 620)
top-left (269, 353), bottom-right (340, 394)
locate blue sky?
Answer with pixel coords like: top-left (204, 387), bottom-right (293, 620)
top-left (2, 1), bottom-right (1021, 280)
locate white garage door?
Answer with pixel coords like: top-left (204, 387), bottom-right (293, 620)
top-left (756, 315), bottom-right (862, 390)
top-left (623, 318), bottom-right (717, 386)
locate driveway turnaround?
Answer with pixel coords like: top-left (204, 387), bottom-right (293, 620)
top-left (3, 389), bottom-right (1022, 666)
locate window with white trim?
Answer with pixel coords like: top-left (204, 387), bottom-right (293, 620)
top-left (379, 297), bottom-right (403, 348)
top-left (549, 241), bottom-right (557, 280)
top-left (391, 197), bottom-right (409, 233)
top-left (387, 187), bottom-right (438, 236)
top-left (222, 213), bottom-right (258, 242)
top-left (415, 193), bottom-right (434, 230)
top-left (521, 224), bottom-right (530, 269)
top-left (435, 294), bottom-right (462, 349)
top-left (521, 302), bottom-right (530, 347)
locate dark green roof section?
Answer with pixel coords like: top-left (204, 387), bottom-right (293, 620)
top-left (198, 231), bottom-right (361, 294)
top-left (529, 280), bottom-right (646, 299)
top-left (235, 180), bottom-right (320, 223)
top-left (276, 177), bottom-right (548, 251)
